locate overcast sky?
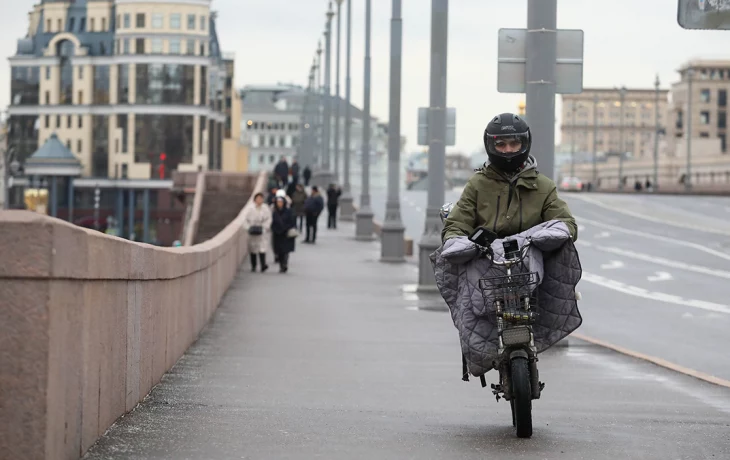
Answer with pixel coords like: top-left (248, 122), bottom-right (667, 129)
top-left (2, 0), bottom-right (730, 155)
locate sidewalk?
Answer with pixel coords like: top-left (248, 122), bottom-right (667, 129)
top-left (83, 222), bottom-right (730, 460)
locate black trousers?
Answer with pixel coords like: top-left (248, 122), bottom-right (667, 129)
top-left (327, 205), bottom-right (338, 229)
top-left (305, 214), bottom-right (319, 242)
top-left (250, 253), bottom-right (267, 271)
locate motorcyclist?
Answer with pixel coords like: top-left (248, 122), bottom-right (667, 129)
top-left (442, 112), bottom-right (577, 243)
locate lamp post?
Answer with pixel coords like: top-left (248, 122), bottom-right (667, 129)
top-left (570, 101), bottom-right (577, 178)
top-left (653, 74), bottom-right (660, 192)
top-left (592, 94), bottom-right (599, 189)
top-left (339, 0), bottom-right (355, 220)
top-left (685, 68), bottom-right (694, 192)
top-left (334, 0), bottom-right (344, 183)
top-left (354, 0), bottom-right (375, 240)
top-left (315, 3), bottom-right (335, 187)
top-left (617, 85), bottom-right (627, 190)
top-left (417, 0), bottom-right (449, 289)
top-left (381, 0), bottom-right (406, 262)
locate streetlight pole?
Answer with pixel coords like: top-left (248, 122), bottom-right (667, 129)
top-left (592, 94), bottom-right (599, 190)
top-left (686, 68), bottom-right (694, 192)
top-left (417, 0), bottom-right (449, 289)
top-left (355, 0), bottom-right (375, 240)
top-left (340, 0), bottom-right (355, 220)
top-left (381, 0), bottom-right (406, 262)
top-left (317, 4), bottom-right (335, 187)
top-left (316, 42), bottom-right (323, 167)
top-left (653, 74), bottom-right (660, 192)
top-left (334, 0), bottom-right (343, 183)
top-left (618, 85), bottom-right (626, 190)
top-left (570, 101), bottom-right (577, 178)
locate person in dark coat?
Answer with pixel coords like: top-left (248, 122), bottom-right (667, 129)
top-left (271, 196), bottom-right (297, 273)
top-left (326, 183), bottom-right (342, 229)
top-left (291, 159), bottom-right (301, 185)
top-left (303, 186), bottom-right (325, 243)
top-left (290, 183), bottom-right (308, 232)
top-left (274, 158), bottom-right (290, 188)
top-left (302, 166), bottom-right (312, 186)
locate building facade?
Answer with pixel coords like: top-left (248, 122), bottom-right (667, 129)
top-left (7, 0), bottom-right (232, 181)
top-left (560, 87), bottom-right (669, 161)
top-left (240, 84), bottom-right (388, 174)
top-left (666, 59), bottom-right (730, 157)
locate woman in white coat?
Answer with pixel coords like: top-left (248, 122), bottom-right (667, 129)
top-left (243, 192), bottom-right (273, 272)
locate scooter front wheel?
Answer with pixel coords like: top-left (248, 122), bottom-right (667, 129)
top-left (510, 357), bottom-right (533, 438)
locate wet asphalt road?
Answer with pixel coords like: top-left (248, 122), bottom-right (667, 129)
top-left (83, 219), bottom-right (730, 459)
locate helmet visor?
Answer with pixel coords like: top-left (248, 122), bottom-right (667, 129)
top-left (485, 132), bottom-right (531, 157)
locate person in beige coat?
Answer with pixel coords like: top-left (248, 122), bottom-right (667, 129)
top-left (243, 193), bottom-right (273, 272)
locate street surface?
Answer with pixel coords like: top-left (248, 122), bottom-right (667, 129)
top-left (83, 220), bottom-right (730, 459)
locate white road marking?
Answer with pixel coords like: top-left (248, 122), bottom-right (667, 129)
top-left (581, 272), bottom-right (730, 314)
top-left (647, 271), bottom-right (673, 282)
top-left (571, 195), bottom-right (730, 237)
top-left (600, 260), bottom-right (624, 269)
top-left (576, 215), bottom-right (730, 262)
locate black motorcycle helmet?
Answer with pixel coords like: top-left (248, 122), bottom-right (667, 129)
top-left (483, 113), bottom-right (532, 173)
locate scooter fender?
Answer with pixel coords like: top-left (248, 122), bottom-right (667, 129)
top-left (509, 349), bottom-right (529, 361)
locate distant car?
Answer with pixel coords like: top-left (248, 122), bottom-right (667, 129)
top-left (559, 177), bottom-right (584, 192)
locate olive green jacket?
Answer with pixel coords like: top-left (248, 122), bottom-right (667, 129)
top-left (442, 156), bottom-right (578, 242)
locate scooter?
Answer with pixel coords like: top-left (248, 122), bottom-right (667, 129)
top-left (440, 203), bottom-right (542, 438)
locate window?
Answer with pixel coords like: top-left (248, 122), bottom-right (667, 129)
top-left (259, 135), bottom-right (265, 146)
top-left (78, 90), bottom-right (83, 104)
top-left (118, 114), bottom-right (128, 152)
top-left (92, 116), bottom-right (109, 177)
top-left (152, 13), bottom-right (163, 29)
top-left (200, 15), bottom-right (207, 30)
top-left (67, 115), bottom-right (72, 128)
top-left (279, 136), bottom-right (286, 147)
top-left (78, 66), bottom-right (84, 79)
top-left (79, 17), bottom-right (86, 32)
top-left (90, 18), bottom-right (95, 32)
top-left (68, 17), bottom-right (75, 32)
top-left (78, 115), bottom-right (83, 128)
top-left (136, 13), bottom-right (145, 28)
top-left (700, 111), bottom-right (710, 125)
top-left (187, 14), bottom-right (195, 29)
top-left (66, 140), bottom-right (71, 150)
top-left (121, 164), bottom-right (128, 178)
top-left (118, 64), bottom-right (130, 103)
top-left (46, 19), bottom-right (51, 32)
top-left (92, 65), bottom-right (109, 104)
top-left (200, 43), bottom-right (206, 56)
top-left (77, 140), bottom-right (82, 153)
top-left (170, 13), bottom-right (181, 29)
top-left (720, 90), bottom-right (727, 107)
top-left (151, 38), bottom-right (163, 54)
top-left (58, 19), bottom-right (62, 31)
top-left (169, 39), bottom-right (181, 54)
top-left (135, 64), bottom-right (195, 105)
top-left (135, 38), bottom-right (145, 54)
top-left (10, 66), bottom-right (40, 106)
top-left (700, 132), bottom-right (710, 138)
top-left (186, 39), bottom-right (195, 55)
top-left (134, 114), bottom-right (194, 168)
top-left (720, 134), bottom-right (727, 153)
top-left (102, 18), bottom-right (106, 30)
top-left (45, 115), bottom-right (49, 128)
top-left (720, 111), bottom-right (727, 129)
top-left (700, 89), bottom-right (711, 103)
top-left (45, 66), bottom-right (50, 80)
top-left (115, 138), bottom-right (119, 153)
top-left (56, 116), bottom-right (61, 128)
top-left (123, 39), bottom-right (130, 54)
top-left (123, 14), bottom-right (130, 28)
top-left (258, 155), bottom-right (264, 164)
top-left (117, 15), bottom-right (120, 27)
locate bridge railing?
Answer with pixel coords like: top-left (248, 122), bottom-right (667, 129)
top-left (0, 171), bottom-right (267, 460)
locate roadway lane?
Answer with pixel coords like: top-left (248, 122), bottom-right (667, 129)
top-left (83, 221), bottom-right (730, 459)
top-left (360, 187), bottom-right (730, 382)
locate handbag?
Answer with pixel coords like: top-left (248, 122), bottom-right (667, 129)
top-left (286, 227), bottom-right (299, 238)
top-left (248, 225), bottom-right (263, 236)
